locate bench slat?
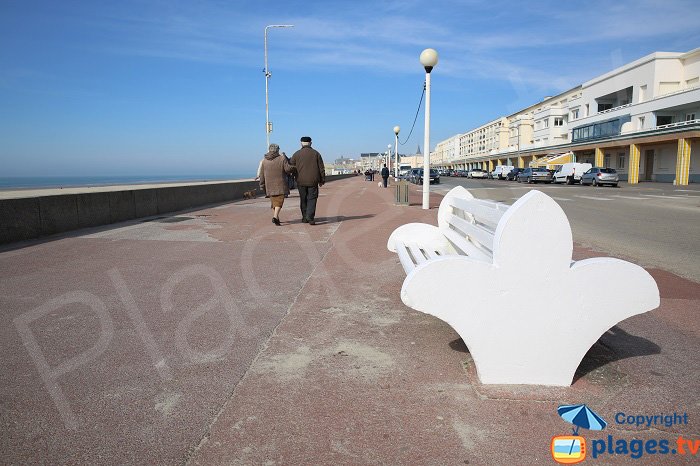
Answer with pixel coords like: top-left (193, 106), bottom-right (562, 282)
top-left (423, 248), bottom-right (440, 260)
top-left (447, 214), bottom-right (495, 252)
top-left (447, 197), bottom-right (507, 228)
top-left (407, 242), bottom-right (428, 266)
top-left (442, 228), bottom-right (492, 262)
top-left (394, 241), bottom-right (417, 274)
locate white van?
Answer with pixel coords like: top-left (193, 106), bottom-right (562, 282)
top-left (552, 162), bottom-right (592, 184)
top-left (398, 164), bottom-right (412, 178)
top-left (491, 165), bottom-right (514, 180)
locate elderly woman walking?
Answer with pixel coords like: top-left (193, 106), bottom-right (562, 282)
top-left (259, 143), bottom-right (294, 225)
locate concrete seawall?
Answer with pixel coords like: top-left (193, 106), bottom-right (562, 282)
top-left (0, 174), bottom-right (355, 244)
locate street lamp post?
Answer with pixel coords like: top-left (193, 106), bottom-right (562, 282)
top-left (393, 126), bottom-right (400, 178)
top-left (515, 119), bottom-right (521, 167)
top-left (387, 144), bottom-right (392, 171)
top-left (264, 24), bottom-right (294, 149)
top-left (419, 48), bottom-right (438, 210)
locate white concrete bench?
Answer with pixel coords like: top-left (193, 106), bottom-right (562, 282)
top-left (387, 186), bottom-right (660, 386)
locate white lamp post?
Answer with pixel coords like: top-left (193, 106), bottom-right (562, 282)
top-left (264, 24), bottom-right (294, 149)
top-left (387, 144), bottom-right (392, 170)
top-left (420, 48), bottom-right (438, 209)
top-left (393, 125), bottom-right (400, 178)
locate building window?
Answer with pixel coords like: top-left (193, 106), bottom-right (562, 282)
top-left (638, 116), bottom-right (645, 130)
top-left (598, 103), bottom-right (613, 112)
top-left (687, 113), bottom-right (696, 121)
top-left (544, 119), bottom-right (549, 128)
top-left (657, 115), bottom-right (673, 126)
top-left (554, 117), bottom-right (564, 126)
top-left (604, 154), bottom-right (611, 168)
top-left (618, 153), bottom-right (625, 169)
top-left (639, 85), bottom-right (647, 102)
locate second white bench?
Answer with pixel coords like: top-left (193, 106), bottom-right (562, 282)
top-left (387, 186), bottom-right (660, 386)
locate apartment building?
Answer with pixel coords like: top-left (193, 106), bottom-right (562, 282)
top-left (433, 134), bottom-right (460, 169)
top-left (432, 47), bottom-right (700, 183)
top-left (433, 117), bottom-right (510, 170)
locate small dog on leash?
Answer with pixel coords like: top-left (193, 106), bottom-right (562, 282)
top-left (243, 189), bottom-right (256, 200)
top-left (378, 182), bottom-right (382, 188)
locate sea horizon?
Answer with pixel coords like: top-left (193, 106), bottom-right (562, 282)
top-left (0, 174), bottom-right (255, 191)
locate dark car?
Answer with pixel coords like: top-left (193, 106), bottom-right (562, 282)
top-left (506, 167), bottom-right (525, 181)
top-left (413, 168), bottom-right (440, 184)
top-left (581, 167), bottom-right (619, 187)
top-left (517, 167), bottom-right (554, 184)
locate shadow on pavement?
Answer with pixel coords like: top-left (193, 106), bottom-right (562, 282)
top-left (573, 326), bottom-right (660, 383)
top-left (448, 327), bottom-right (660, 385)
top-left (285, 214), bottom-right (376, 225)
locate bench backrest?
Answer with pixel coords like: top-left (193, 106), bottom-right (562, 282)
top-left (437, 186), bottom-right (574, 271)
top-left (437, 186), bottom-right (509, 261)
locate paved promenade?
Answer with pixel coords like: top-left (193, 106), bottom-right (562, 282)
top-left (1, 177), bottom-right (698, 464)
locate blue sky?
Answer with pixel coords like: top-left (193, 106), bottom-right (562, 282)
top-left (1, 0), bottom-right (698, 177)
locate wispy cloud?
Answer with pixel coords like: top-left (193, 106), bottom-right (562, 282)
top-left (39, 0), bottom-right (700, 92)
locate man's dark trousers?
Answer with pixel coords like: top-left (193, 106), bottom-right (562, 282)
top-left (382, 176), bottom-right (389, 188)
top-left (298, 185), bottom-right (319, 221)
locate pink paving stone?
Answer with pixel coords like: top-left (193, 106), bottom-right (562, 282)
top-left (0, 177), bottom-right (698, 465)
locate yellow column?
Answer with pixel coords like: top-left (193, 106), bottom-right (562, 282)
top-left (497, 159), bottom-right (502, 166)
top-left (489, 160), bottom-right (494, 171)
top-left (675, 138), bottom-right (691, 186)
top-left (595, 147), bottom-right (604, 167)
top-left (518, 156), bottom-right (524, 168)
top-left (628, 144), bottom-right (640, 184)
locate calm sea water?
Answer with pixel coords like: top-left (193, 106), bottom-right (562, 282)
top-left (0, 174), bottom-right (253, 190)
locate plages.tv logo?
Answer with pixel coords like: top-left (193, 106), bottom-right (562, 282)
top-left (551, 404), bottom-right (607, 464)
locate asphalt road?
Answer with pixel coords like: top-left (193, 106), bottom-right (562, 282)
top-left (424, 177), bottom-right (700, 282)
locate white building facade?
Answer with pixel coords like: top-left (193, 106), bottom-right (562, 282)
top-left (432, 48), bottom-right (700, 184)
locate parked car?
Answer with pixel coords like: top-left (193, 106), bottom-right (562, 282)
top-left (454, 169), bottom-right (467, 177)
top-left (491, 165), bottom-right (515, 180)
top-left (506, 167), bottom-right (524, 181)
top-left (468, 168), bottom-right (487, 179)
top-left (552, 162), bottom-right (592, 184)
top-left (581, 167), bottom-right (619, 187)
top-left (412, 168), bottom-right (440, 184)
top-left (408, 168), bottom-right (421, 183)
top-left (517, 167), bottom-right (554, 184)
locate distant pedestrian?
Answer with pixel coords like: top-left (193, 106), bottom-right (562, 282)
top-left (290, 136), bottom-right (325, 225)
top-left (259, 143), bottom-right (293, 226)
top-left (381, 164), bottom-right (390, 188)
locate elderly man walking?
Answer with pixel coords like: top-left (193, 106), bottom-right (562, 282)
top-left (290, 136), bottom-right (325, 225)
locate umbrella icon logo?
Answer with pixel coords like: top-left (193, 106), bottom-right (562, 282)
top-left (551, 404), bottom-right (607, 464)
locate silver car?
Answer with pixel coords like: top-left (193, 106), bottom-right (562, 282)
top-left (581, 167), bottom-right (619, 187)
top-left (516, 167), bottom-right (553, 184)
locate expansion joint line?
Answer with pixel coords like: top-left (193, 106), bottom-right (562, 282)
top-left (183, 225), bottom-right (340, 465)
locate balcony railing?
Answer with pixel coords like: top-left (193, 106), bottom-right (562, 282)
top-left (597, 103), bottom-right (631, 115)
top-left (656, 119), bottom-right (700, 130)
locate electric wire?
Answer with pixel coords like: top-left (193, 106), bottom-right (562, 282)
top-left (398, 82), bottom-right (425, 145)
